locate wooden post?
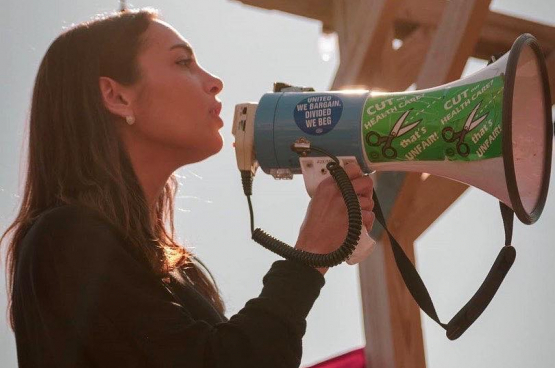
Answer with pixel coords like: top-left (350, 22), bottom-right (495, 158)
top-left (417, 0), bottom-right (492, 87)
top-left (331, 0), bottom-right (402, 89)
top-left (387, 26), bottom-right (433, 91)
top-left (233, 0), bottom-right (555, 63)
top-left (358, 1), bottom-right (493, 367)
top-left (395, 0), bottom-right (555, 60)
top-left (389, 0), bottom-right (495, 248)
top-left (227, 1), bottom-right (554, 366)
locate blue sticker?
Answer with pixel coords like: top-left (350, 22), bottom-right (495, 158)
top-left (293, 95), bottom-right (343, 135)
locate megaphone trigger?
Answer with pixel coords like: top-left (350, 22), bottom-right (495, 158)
top-left (299, 156), bottom-right (358, 197)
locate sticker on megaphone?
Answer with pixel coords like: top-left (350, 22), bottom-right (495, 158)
top-left (363, 75), bottom-right (504, 163)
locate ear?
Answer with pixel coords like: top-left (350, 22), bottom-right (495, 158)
top-left (98, 76), bottom-right (134, 119)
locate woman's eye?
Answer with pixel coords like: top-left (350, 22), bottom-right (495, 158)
top-left (176, 59), bottom-right (193, 67)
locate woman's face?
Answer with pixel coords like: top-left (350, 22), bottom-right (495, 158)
top-left (129, 19), bottom-right (224, 164)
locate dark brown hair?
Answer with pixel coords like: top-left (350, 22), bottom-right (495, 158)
top-left (1, 8), bottom-right (225, 326)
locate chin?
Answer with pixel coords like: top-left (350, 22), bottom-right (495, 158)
top-left (190, 138), bottom-right (224, 164)
top-left (207, 133), bottom-right (224, 154)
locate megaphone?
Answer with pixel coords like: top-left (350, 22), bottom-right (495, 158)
top-left (232, 34), bottom-right (552, 338)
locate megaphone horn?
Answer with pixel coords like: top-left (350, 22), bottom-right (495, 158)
top-left (245, 33), bottom-right (552, 225)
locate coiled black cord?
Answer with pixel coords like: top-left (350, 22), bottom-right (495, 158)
top-left (242, 146), bottom-right (363, 268)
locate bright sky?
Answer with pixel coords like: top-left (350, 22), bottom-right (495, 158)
top-left (1, 0), bottom-right (554, 367)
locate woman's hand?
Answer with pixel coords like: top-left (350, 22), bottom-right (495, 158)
top-left (295, 162), bottom-right (375, 275)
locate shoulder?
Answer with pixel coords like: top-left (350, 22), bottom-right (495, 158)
top-left (36, 203), bottom-right (123, 235)
top-left (20, 204), bottom-right (127, 263)
top-left (32, 204), bottom-right (119, 234)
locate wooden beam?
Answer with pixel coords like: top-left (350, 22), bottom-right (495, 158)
top-left (229, 2), bottom-right (553, 368)
top-left (387, 26), bottom-right (434, 91)
top-left (357, 24), bottom-right (398, 91)
top-left (332, 0), bottom-right (402, 89)
top-left (330, 1), bottom-right (427, 366)
top-left (366, 177), bottom-right (470, 368)
top-left (230, 3), bottom-right (554, 368)
top-left (232, 0), bottom-right (334, 30)
top-left (339, 0), bottom-right (425, 366)
top-left (358, 240), bottom-right (396, 368)
top-left (375, 182), bottom-right (426, 368)
top-left (332, 21), bottom-right (434, 92)
top-left (234, 0), bottom-right (555, 65)
top-left (359, 2), bottom-right (492, 367)
top-left (476, 11), bottom-right (555, 59)
top-left (398, 0), bottom-right (495, 256)
top-left (332, 0), bottom-right (364, 68)
top-left (393, 0), bottom-right (495, 246)
top-left (331, 0), bottom-right (347, 62)
top-left (395, 0), bottom-right (555, 60)
top-left (416, 0), bottom-right (493, 87)
top-left (387, 174), bottom-right (468, 242)
top-left (359, 174), bottom-right (430, 368)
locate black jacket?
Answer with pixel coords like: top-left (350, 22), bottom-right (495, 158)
top-left (12, 204), bottom-right (325, 367)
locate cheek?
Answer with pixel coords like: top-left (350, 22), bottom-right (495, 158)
top-left (134, 78), bottom-right (206, 145)
top-left (133, 87), bottom-right (224, 163)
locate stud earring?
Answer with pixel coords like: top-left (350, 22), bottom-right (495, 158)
top-left (125, 116), bottom-right (135, 125)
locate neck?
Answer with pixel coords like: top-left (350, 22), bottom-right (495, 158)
top-left (119, 131), bottom-right (178, 218)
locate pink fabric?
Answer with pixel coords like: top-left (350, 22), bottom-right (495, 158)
top-left (304, 348), bottom-right (366, 368)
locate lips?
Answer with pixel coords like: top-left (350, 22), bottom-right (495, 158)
top-left (210, 102), bottom-right (224, 128)
top-left (210, 102), bottom-right (222, 117)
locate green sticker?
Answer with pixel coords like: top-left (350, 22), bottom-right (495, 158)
top-left (362, 76), bottom-right (504, 162)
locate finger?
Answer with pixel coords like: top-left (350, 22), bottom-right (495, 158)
top-left (357, 196), bottom-right (374, 211)
top-left (351, 176), bottom-right (374, 196)
top-left (317, 175), bottom-right (336, 190)
top-left (362, 211), bottom-right (375, 230)
top-left (317, 162), bottom-right (364, 192)
top-left (317, 162), bottom-right (370, 196)
top-left (343, 161), bottom-right (363, 180)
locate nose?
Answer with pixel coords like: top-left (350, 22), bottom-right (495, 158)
top-left (204, 71), bottom-right (224, 96)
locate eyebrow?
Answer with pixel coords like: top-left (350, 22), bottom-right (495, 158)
top-left (169, 43), bottom-right (194, 55)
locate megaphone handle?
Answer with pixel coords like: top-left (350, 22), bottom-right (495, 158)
top-left (251, 155), bottom-right (370, 268)
top-left (372, 191), bottom-right (516, 340)
top-left (346, 227), bottom-right (376, 265)
top-left (298, 155), bottom-right (377, 264)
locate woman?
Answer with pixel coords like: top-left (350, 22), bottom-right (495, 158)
top-left (1, 7), bottom-right (375, 368)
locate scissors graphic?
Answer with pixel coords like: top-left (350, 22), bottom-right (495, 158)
top-left (365, 109), bottom-right (423, 159)
top-left (441, 101), bottom-right (488, 157)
